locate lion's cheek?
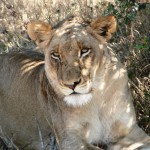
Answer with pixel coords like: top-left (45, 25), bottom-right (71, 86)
top-left (44, 63), bottom-right (64, 96)
top-left (45, 64), bottom-right (57, 80)
top-left (59, 87), bottom-right (73, 96)
top-left (75, 81), bottom-right (92, 94)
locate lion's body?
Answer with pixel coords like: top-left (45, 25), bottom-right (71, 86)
top-left (0, 16), bottom-right (150, 150)
top-left (0, 52), bottom-right (51, 149)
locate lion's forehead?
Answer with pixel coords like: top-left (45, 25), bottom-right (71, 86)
top-left (54, 22), bottom-right (88, 40)
top-left (50, 23), bottom-right (97, 51)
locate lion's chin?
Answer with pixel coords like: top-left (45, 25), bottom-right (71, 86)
top-left (64, 93), bottom-right (92, 107)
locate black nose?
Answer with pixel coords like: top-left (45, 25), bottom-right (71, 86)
top-left (65, 79), bottom-right (81, 90)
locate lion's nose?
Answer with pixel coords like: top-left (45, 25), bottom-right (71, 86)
top-left (65, 79), bottom-right (81, 90)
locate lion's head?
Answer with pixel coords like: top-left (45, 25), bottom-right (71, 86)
top-left (27, 16), bottom-right (116, 106)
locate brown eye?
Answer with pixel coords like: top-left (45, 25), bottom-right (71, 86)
top-left (81, 48), bottom-right (91, 58)
top-left (51, 52), bottom-right (60, 61)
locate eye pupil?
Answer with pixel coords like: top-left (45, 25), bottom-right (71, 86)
top-left (53, 53), bottom-right (59, 57)
top-left (82, 49), bottom-right (88, 53)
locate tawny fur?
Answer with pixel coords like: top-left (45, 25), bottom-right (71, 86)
top-left (0, 16), bottom-right (150, 150)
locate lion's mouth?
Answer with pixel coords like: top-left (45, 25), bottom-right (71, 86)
top-left (60, 82), bottom-right (92, 98)
top-left (64, 89), bottom-right (93, 106)
top-left (70, 91), bottom-right (79, 95)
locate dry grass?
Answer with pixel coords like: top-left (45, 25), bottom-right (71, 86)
top-left (0, 0), bottom-right (149, 149)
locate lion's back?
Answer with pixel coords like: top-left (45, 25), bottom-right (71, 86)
top-left (0, 51), bottom-right (50, 149)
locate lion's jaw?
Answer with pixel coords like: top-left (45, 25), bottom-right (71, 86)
top-left (62, 80), bottom-right (93, 106)
top-left (45, 69), bottom-right (93, 106)
top-left (64, 93), bottom-right (92, 106)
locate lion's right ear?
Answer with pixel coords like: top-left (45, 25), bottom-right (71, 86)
top-left (27, 21), bottom-right (52, 48)
top-left (89, 16), bottom-right (117, 42)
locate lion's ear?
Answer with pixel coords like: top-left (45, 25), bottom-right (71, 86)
top-left (90, 16), bottom-right (117, 41)
top-left (27, 21), bottom-right (52, 48)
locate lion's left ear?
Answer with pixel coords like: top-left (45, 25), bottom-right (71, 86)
top-left (27, 21), bottom-right (52, 48)
top-left (89, 16), bottom-right (117, 41)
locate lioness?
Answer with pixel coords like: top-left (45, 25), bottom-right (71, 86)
top-left (0, 16), bottom-right (150, 150)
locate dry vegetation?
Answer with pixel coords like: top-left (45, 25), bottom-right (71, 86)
top-left (0, 0), bottom-right (149, 149)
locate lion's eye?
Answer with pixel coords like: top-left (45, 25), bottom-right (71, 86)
top-left (51, 52), bottom-right (60, 61)
top-left (80, 48), bottom-right (91, 58)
